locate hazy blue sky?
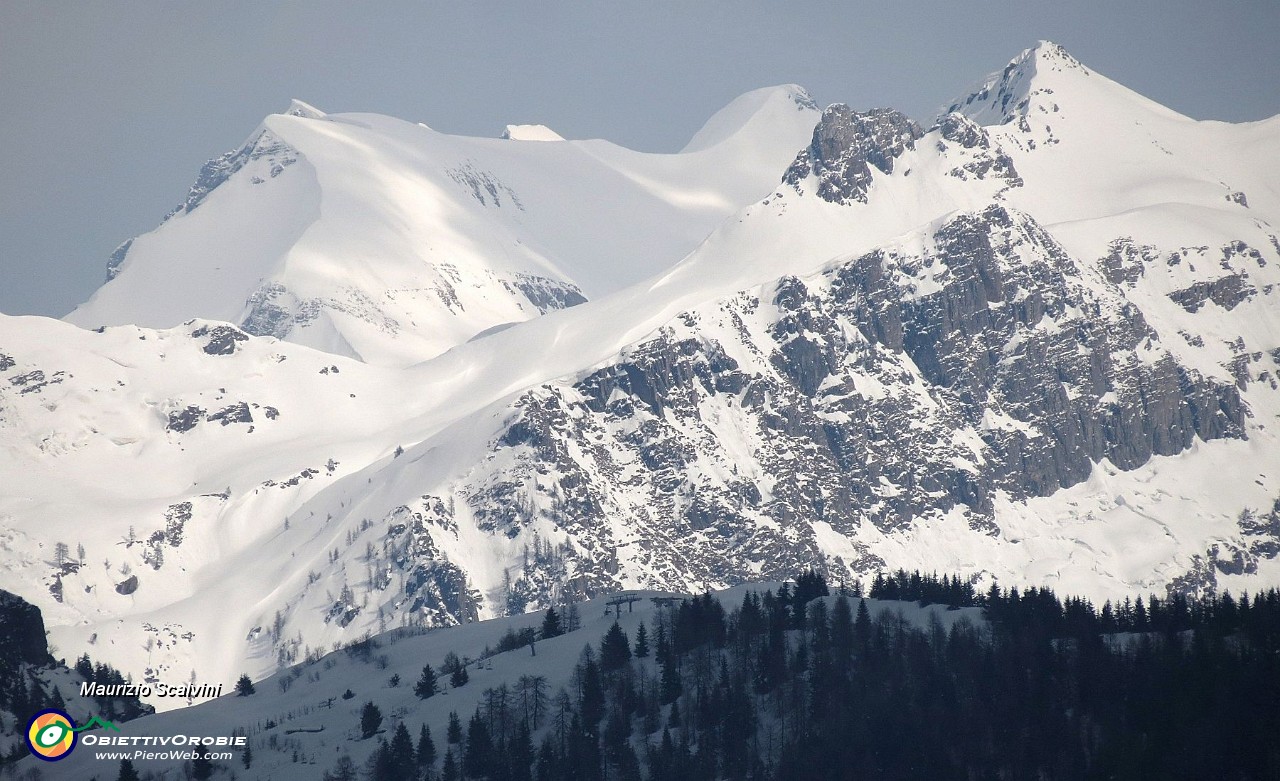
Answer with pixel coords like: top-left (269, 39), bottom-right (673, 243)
top-left (2, 1), bottom-right (1278, 316)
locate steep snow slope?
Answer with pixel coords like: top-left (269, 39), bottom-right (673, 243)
top-left (66, 87), bottom-right (820, 366)
top-left (4, 42), bottom-right (1280, 715)
top-left (0, 315), bottom-right (424, 705)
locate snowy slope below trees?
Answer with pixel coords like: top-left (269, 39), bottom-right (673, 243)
top-left (20, 586), bottom-right (984, 780)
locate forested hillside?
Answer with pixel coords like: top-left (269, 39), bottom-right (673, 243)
top-left (349, 571), bottom-right (1280, 781)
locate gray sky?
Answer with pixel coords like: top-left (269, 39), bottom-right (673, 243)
top-left (2, 1), bottom-right (1277, 317)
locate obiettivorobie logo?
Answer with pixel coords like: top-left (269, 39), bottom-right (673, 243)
top-left (25, 710), bottom-right (118, 762)
top-left (24, 709), bottom-right (244, 764)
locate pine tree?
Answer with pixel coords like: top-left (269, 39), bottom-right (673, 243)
top-left (388, 722), bottom-right (417, 779)
top-left (854, 598), bottom-right (872, 650)
top-left (603, 707), bottom-right (629, 751)
top-left (192, 744), bottom-right (214, 780)
top-left (600, 621), bottom-right (632, 672)
top-left (793, 569), bottom-right (829, 625)
top-left (1101, 600), bottom-right (1117, 632)
top-left (415, 664), bottom-right (439, 699)
top-left (580, 656), bottom-right (605, 727)
top-left (450, 664), bottom-right (469, 688)
top-left (464, 711), bottom-right (494, 779)
top-left (360, 701), bottom-right (383, 739)
top-left (655, 621), bottom-right (671, 665)
top-left (633, 622), bottom-right (650, 658)
top-left (117, 758), bottom-right (141, 781)
top-left (613, 742), bottom-right (643, 781)
top-left (509, 722), bottom-right (535, 781)
top-left (739, 591), bottom-right (765, 637)
top-left (447, 711), bottom-right (463, 744)
top-left (566, 713), bottom-right (602, 781)
top-left (541, 606), bottom-right (563, 639)
top-left (368, 739), bottom-right (393, 781)
top-left (242, 739), bottom-right (253, 769)
top-left (75, 653), bottom-right (94, 681)
top-left (441, 748), bottom-right (459, 781)
top-left (536, 735), bottom-right (559, 781)
top-left (235, 673), bottom-right (255, 696)
top-left (9, 676), bottom-right (31, 721)
top-left (831, 595), bottom-right (854, 664)
top-left (660, 658), bottom-right (682, 704)
top-left (418, 723), bottom-right (437, 769)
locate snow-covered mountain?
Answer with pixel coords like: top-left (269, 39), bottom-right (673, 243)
top-left (3, 41), bottom-right (1280, 713)
top-left (67, 87), bottom-right (821, 366)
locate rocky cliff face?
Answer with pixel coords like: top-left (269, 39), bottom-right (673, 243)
top-left (0, 589), bottom-right (153, 760)
top-left (0, 589), bottom-right (53, 667)
top-left (783, 106), bottom-right (923, 203)
top-left (166, 127), bottom-right (301, 221)
top-left (144, 76), bottom-right (1276, 655)
top-left (436, 204), bottom-right (1250, 606)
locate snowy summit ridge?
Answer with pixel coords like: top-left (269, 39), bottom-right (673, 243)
top-left (67, 87), bottom-right (822, 366)
top-left (945, 39), bottom-right (1189, 127)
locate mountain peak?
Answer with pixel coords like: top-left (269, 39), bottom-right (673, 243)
top-left (680, 84), bottom-right (819, 153)
top-left (1022, 39), bottom-right (1085, 68)
top-left (782, 105), bottom-right (922, 204)
top-left (943, 41), bottom-right (1189, 128)
top-left (283, 99), bottom-right (326, 120)
top-left (942, 40), bottom-right (1092, 126)
top-left (501, 124), bottom-right (565, 142)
